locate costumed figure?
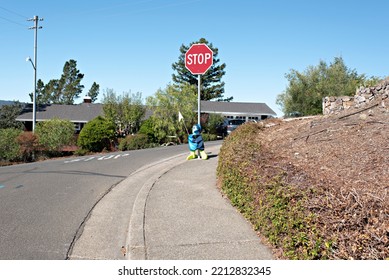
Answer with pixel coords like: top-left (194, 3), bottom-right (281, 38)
top-left (186, 124), bottom-right (208, 160)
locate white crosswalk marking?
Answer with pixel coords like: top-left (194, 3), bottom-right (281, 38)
top-left (64, 159), bottom-right (81, 163)
top-left (65, 153), bottom-right (129, 164)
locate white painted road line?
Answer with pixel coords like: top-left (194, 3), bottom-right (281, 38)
top-left (64, 159), bottom-right (81, 163)
top-left (65, 153), bottom-right (130, 163)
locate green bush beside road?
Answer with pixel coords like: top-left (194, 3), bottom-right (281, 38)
top-left (0, 128), bottom-right (23, 163)
top-left (119, 134), bottom-right (151, 151)
top-left (77, 116), bottom-right (116, 152)
top-left (217, 122), bottom-right (332, 259)
top-left (35, 118), bottom-right (75, 154)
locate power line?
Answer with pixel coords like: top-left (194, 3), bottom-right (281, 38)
top-left (0, 6), bottom-right (28, 19)
top-left (0, 15), bottom-right (28, 27)
top-left (0, 5), bottom-right (28, 27)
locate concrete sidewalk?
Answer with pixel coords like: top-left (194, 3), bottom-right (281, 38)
top-left (129, 144), bottom-right (274, 260)
top-left (69, 144), bottom-right (274, 260)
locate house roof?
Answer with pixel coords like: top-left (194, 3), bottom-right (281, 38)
top-left (200, 100), bottom-right (277, 116)
top-left (16, 101), bottom-right (277, 124)
top-left (16, 103), bottom-right (104, 123)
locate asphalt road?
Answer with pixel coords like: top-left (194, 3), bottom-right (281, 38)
top-left (0, 141), bottom-right (222, 260)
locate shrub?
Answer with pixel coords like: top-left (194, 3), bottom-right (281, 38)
top-left (119, 134), bottom-right (150, 151)
top-left (77, 116), bottom-right (116, 152)
top-left (204, 113), bottom-right (225, 135)
top-left (74, 148), bottom-right (89, 156)
top-left (138, 118), bottom-right (157, 143)
top-left (217, 122), bottom-right (331, 259)
top-left (35, 118), bottom-right (74, 153)
top-left (16, 131), bottom-right (40, 162)
top-left (202, 133), bottom-right (218, 142)
top-left (0, 128), bottom-right (22, 162)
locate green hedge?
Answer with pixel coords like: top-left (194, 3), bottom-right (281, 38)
top-left (78, 116), bottom-right (116, 152)
top-left (217, 123), bottom-right (331, 259)
top-left (35, 118), bottom-right (74, 152)
top-left (0, 128), bottom-right (22, 162)
top-left (118, 134), bottom-right (150, 151)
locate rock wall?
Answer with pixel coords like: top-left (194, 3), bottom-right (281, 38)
top-left (323, 80), bottom-right (389, 115)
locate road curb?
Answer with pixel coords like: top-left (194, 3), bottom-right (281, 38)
top-left (127, 145), bottom-right (222, 260)
top-left (68, 152), bottom-right (187, 260)
top-left (126, 159), bottom-right (185, 259)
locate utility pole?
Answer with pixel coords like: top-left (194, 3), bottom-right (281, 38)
top-left (27, 15), bottom-right (43, 132)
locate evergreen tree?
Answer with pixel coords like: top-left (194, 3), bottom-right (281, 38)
top-left (29, 79), bottom-right (49, 105)
top-left (172, 38), bottom-right (231, 101)
top-left (36, 59), bottom-right (84, 105)
top-left (58, 59), bottom-right (84, 104)
top-left (44, 79), bottom-right (60, 104)
top-left (0, 101), bottom-right (23, 129)
top-left (87, 82), bottom-right (100, 103)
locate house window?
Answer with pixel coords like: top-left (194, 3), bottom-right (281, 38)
top-left (74, 123), bottom-right (82, 133)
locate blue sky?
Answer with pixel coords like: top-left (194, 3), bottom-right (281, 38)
top-left (1, 0), bottom-right (388, 116)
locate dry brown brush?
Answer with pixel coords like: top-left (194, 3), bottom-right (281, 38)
top-left (217, 112), bottom-right (389, 259)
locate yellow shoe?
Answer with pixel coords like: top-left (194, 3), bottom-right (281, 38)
top-left (200, 150), bottom-right (208, 160)
top-left (186, 151), bottom-right (197, 160)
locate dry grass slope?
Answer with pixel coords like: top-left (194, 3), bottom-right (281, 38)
top-left (218, 104), bottom-right (389, 259)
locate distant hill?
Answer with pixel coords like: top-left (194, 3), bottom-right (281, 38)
top-left (0, 100), bottom-right (26, 108)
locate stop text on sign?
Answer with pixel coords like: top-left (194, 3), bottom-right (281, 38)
top-left (185, 43), bottom-right (213, 75)
top-left (186, 53), bottom-right (212, 65)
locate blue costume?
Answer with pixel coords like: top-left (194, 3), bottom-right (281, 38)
top-left (187, 124), bottom-right (208, 160)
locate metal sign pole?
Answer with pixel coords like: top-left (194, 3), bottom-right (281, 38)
top-left (198, 74), bottom-right (201, 125)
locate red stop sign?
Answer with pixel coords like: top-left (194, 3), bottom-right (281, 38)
top-left (185, 43), bottom-right (213, 75)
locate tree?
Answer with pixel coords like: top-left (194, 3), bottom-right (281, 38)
top-left (29, 79), bottom-right (50, 105)
top-left (146, 83), bottom-right (197, 143)
top-left (87, 82), bottom-right (100, 103)
top-left (172, 38), bottom-right (231, 101)
top-left (32, 59), bottom-right (85, 105)
top-left (57, 59), bottom-right (85, 104)
top-left (43, 79), bottom-right (60, 104)
top-left (276, 57), bottom-right (378, 116)
top-left (0, 101), bottom-right (23, 129)
top-left (102, 89), bottom-right (146, 135)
